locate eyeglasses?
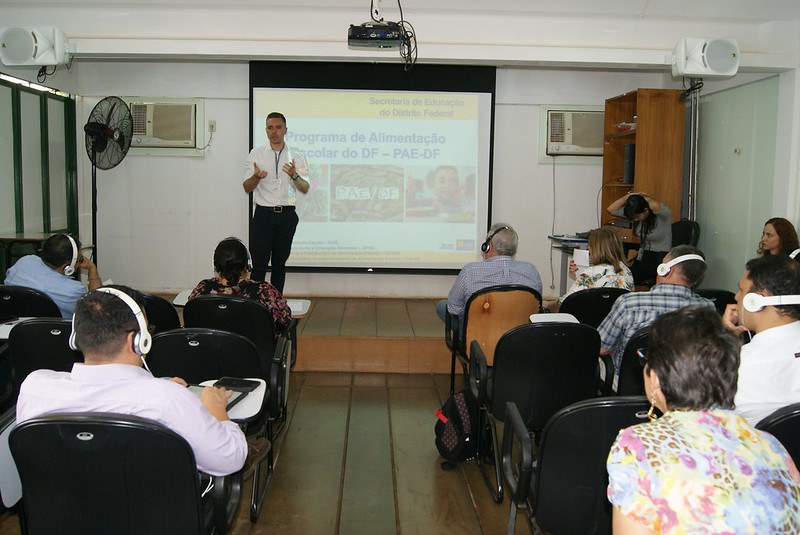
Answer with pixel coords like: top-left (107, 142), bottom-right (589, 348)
top-left (636, 349), bottom-right (647, 367)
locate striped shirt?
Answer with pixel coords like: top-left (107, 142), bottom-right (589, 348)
top-left (447, 256), bottom-right (543, 317)
top-left (597, 283), bottom-right (715, 372)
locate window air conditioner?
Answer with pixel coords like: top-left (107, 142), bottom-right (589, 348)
top-left (546, 110), bottom-right (604, 156)
top-left (130, 102), bottom-right (197, 148)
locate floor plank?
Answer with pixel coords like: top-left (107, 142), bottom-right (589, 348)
top-left (339, 386), bottom-right (396, 534)
top-left (252, 385), bottom-right (350, 534)
top-left (406, 299), bottom-right (443, 338)
top-left (341, 299), bottom-right (376, 337)
top-left (376, 299), bottom-right (414, 337)
top-left (302, 298), bottom-right (346, 336)
top-left (389, 385), bottom-right (483, 535)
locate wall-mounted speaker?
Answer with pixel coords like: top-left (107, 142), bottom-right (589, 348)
top-left (0, 26), bottom-right (70, 66)
top-left (671, 37), bottom-right (740, 79)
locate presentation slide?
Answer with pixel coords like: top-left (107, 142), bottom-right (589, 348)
top-left (250, 63), bottom-right (495, 272)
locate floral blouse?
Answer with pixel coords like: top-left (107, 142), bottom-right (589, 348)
top-left (188, 277), bottom-right (291, 332)
top-left (607, 410), bottom-right (800, 534)
top-left (558, 263), bottom-right (633, 303)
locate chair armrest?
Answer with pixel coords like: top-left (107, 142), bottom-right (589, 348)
top-left (501, 402), bottom-right (534, 504)
top-left (468, 341), bottom-right (488, 407)
top-left (598, 354), bottom-right (615, 396)
top-left (268, 334), bottom-right (290, 415)
top-left (211, 470), bottom-right (243, 534)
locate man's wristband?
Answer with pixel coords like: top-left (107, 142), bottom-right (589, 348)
top-left (291, 174), bottom-right (300, 181)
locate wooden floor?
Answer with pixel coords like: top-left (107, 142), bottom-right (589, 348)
top-left (0, 371), bottom-right (533, 534)
top-left (292, 298), bottom-right (452, 374)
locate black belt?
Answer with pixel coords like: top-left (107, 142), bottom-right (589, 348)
top-left (258, 205), bottom-right (295, 213)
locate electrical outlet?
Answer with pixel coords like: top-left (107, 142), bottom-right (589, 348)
top-left (208, 120), bottom-right (216, 133)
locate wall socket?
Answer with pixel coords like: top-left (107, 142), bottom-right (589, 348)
top-left (208, 120), bottom-right (216, 133)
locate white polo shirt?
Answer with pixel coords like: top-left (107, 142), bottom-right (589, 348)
top-left (734, 321), bottom-right (800, 426)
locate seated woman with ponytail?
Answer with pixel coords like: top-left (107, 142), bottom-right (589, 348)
top-left (188, 237), bottom-right (291, 333)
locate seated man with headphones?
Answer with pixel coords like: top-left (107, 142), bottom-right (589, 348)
top-left (15, 286), bottom-right (248, 476)
top-left (4, 233), bottom-right (102, 318)
top-left (435, 223), bottom-right (543, 336)
top-left (597, 245), bottom-right (716, 376)
top-left (723, 255), bottom-right (800, 425)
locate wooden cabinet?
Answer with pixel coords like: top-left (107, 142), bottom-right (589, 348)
top-left (601, 89), bottom-right (685, 244)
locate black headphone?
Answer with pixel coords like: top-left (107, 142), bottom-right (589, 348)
top-left (481, 226), bottom-right (509, 253)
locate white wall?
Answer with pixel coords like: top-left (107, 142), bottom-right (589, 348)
top-left (70, 61), bottom-right (674, 298)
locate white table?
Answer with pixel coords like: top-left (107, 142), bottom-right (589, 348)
top-left (199, 378), bottom-right (267, 423)
top-left (0, 317), bottom-right (33, 340)
top-left (172, 290), bottom-right (311, 317)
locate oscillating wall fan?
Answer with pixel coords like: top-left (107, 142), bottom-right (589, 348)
top-left (83, 96), bottom-right (133, 265)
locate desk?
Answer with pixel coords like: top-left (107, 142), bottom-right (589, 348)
top-left (200, 378), bottom-right (267, 424)
top-left (0, 233), bottom-right (55, 273)
top-left (547, 235), bottom-right (589, 295)
top-left (173, 290), bottom-right (311, 317)
top-left (0, 318), bottom-right (33, 340)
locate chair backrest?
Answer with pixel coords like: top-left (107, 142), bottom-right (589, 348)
top-left (695, 288), bottom-right (736, 316)
top-left (147, 328), bottom-right (262, 385)
top-left (463, 285), bottom-right (541, 365)
top-left (8, 318), bottom-right (83, 403)
top-left (141, 292), bottom-right (181, 334)
top-left (532, 397), bottom-right (650, 535)
top-left (183, 295), bottom-right (276, 376)
top-left (0, 285), bottom-right (61, 318)
top-left (559, 287), bottom-right (630, 329)
top-left (489, 322), bottom-right (600, 432)
top-left (671, 218), bottom-right (700, 247)
top-left (756, 402), bottom-right (800, 467)
top-left (10, 412), bottom-right (206, 534)
top-left (616, 325), bottom-right (651, 396)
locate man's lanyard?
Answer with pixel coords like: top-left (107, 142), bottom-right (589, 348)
top-left (272, 147), bottom-right (284, 180)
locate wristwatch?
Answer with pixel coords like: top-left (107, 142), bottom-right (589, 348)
top-left (291, 174), bottom-right (300, 181)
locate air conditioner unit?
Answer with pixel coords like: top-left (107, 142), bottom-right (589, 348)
top-left (130, 102), bottom-right (197, 148)
top-left (546, 110), bottom-right (604, 156)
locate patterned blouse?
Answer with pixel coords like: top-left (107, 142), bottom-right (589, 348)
top-left (558, 263), bottom-right (633, 303)
top-left (188, 277), bottom-right (291, 332)
top-left (607, 410), bottom-right (800, 534)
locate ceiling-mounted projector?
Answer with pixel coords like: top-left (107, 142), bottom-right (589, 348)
top-left (0, 26), bottom-right (70, 66)
top-left (671, 37), bottom-right (739, 79)
top-left (348, 22), bottom-right (401, 49)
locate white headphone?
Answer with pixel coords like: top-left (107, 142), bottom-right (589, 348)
top-left (69, 287), bottom-right (152, 355)
top-left (656, 254), bottom-right (705, 277)
top-left (743, 292), bottom-right (800, 313)
top-left (789, 248), bottom-right (800, 260)
top-left (63, 235), bottom-right (79, 276)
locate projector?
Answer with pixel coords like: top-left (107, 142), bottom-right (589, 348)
top-left (348, 22), bottom-right (402, 49)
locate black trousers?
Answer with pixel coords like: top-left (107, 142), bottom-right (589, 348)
top-left (631, 250), bottom-right (668, 285)
top-left (250, 205), bottom-right (298, 294)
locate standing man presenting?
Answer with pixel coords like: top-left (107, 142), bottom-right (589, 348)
top-left (243, 112), bottom-right (310, 294)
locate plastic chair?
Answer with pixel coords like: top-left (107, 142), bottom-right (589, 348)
top-left (559, 287), bottom-right (630, 329)
top-left (614, 325), bottom-right (651, 396)
top-left (147, 327), bottom-right (271, 522)
top-left (469, 321), bottom-right (600, 503)
top-left (756, 402), bottom-right (800, 467)
top-left (445, 284), bottom-right (541, 394)
top-left (183, 295), bottom-right (294, 435)
top-left (502, 397), bottom-right (650, 535)
top-left (8, 318), bottom-right (83, 405)
top-left (141, 292), bottom-right (181, 333)
top-left (696, 288), bottom-right (736, 316)
top-left (671, 218), bottom-right (700, 247)
top-left (0, 285), bottom-right (61, 318)
top-left (10, 412), bottom-right (242, 535)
